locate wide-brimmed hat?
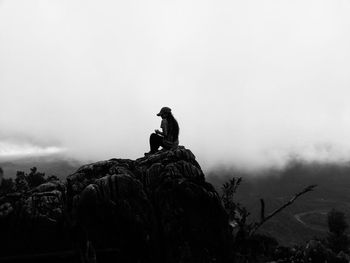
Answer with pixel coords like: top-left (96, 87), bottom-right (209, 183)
top-left (157, 106), bottom-right (171, 116)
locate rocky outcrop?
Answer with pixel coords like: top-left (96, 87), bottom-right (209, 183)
top-left (0, 147), bottom-right (232, 262)
top-left (0, 179), bottom-right (68, 257)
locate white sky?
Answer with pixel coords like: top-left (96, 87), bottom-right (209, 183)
top-left (1, 0), bottom-right (350, 170)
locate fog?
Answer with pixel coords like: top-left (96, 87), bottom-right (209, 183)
top-left (1, 0), bottom-right (350, 171)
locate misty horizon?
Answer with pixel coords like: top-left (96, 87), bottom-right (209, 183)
top-left (1, 1), bottom-right (350, 171)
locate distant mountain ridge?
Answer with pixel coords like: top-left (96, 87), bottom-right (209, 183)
top-left (0, 156), bottom-right (82, 179)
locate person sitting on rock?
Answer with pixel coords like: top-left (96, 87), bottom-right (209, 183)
top-left (146, 107), bottom-right (179, 155)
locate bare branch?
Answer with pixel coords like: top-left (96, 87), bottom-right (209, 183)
top-left (250, 184), bottom-right (317, 235)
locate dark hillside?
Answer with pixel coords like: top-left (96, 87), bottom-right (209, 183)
top-left (207, 161), bottom-right (350, 246)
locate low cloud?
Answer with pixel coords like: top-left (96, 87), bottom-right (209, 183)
top-left (0, 137), bottom-right (66, 160)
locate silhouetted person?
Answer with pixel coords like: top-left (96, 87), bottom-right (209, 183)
top-left (146, 107), bottom-right (179, 155)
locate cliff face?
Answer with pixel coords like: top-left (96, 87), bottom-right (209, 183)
top-left (0, 147), bottom-right (232, 262)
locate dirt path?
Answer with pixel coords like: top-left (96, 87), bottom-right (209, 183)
top-left (294, 210), bottom-right (328, 232)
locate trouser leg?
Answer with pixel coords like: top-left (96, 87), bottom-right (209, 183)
top-left (150, 133), bottom-right (163, 153)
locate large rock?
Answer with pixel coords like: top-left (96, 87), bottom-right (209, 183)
top-left (0, 147), bottom-right (232, 262)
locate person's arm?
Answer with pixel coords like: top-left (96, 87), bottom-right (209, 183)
top-left (155, 119), bottom-right (168, 136)
top-left (161, 119), bottom-right (168, 137)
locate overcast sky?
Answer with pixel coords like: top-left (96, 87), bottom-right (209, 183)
top-left (1, 0), bottom-right (350, 170)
